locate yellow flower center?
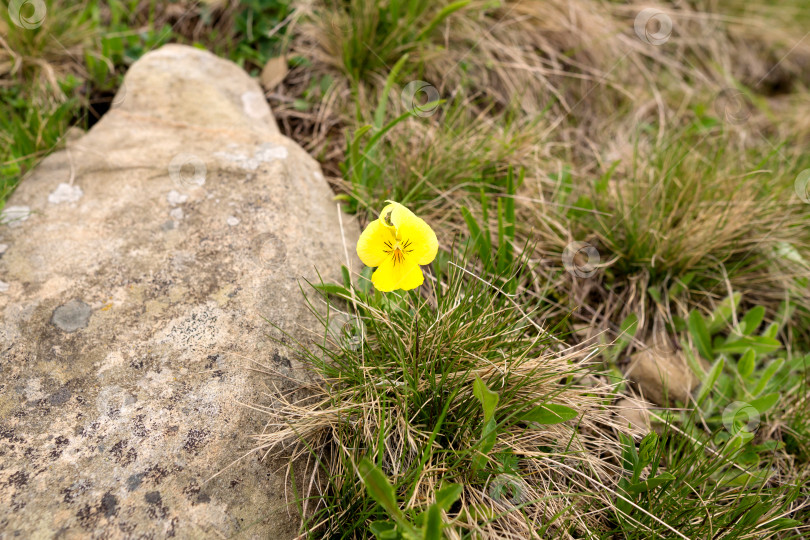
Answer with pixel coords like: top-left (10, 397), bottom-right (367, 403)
top-left (383, 238), bottom-right (414, 266)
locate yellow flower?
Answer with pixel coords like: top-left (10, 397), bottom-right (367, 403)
top-left (357, 201), bottom-right (438, 292)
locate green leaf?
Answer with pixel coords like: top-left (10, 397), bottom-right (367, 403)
top-left (521, 403), bottom-right (578, 424)
top-left (737, 349), bottom-right (756, 378)
top-left (765, 518), bottom-right (802, 529)
top-left (626, 472), bottom-right (676, 494)
top-left (740, 306), bottom-right (765, 335)
top-left (374, 54), bottom-right (409, 129)
top-left (370, 521), bottom-right (399, 540)
top-left (749, 392), bottom-right (779, 413)
top-left (714, 335), bottom-right (780, 355)
top-left (415, 0), bottom-right (471, 41)
top-left (313, 283), bottom-right (352, 298)
top-left (358, 459), bottom-right (414, 535)
top-left (472, 377), bottom-right (499, 423)
top-left (433, 484), bottom-right (463, 511)
top-left (422, 504), bottom-right (442, 540)
top-left (696, 357), bottom-right (725, 405)
top-left (688, 310), bottom-right (713, 360)
top-left (341, 265), bottom-right (352, 289)
top-left (638, 432), bottom-right (658, 465)
top-left (668, 272), bottom-right (695, 299)
top-left (358, 266), bottom-right (374, 295)
top-left (619, 432), bottom-right (639, 472)
top-left (681, 340), bottom-right (706, 378)
top-left (460, 206), bottom-right (492, 269)
top-left (752, 359), bottom-right (784, 396)
top-left (708, 292), bottom-right (741, 334)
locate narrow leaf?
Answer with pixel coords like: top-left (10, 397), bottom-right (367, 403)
top-left (472, 377), bottom-right (499, 423)
top-left (696, 357), bottom-right (725, 405)
top-left (521, 403), bottom-right (578, 424)
top-left (688, 310), bottom-right (713, 360)
top-left (752, 359), bottom-right (784, 396)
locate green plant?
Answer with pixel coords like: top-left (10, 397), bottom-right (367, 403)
top-left (459, 166), bottom-right (522, 294)
top-left (359, 459), bottom-right (462, 540)
top-left (680, 294), bottom-right (808, 462)
top-left (256, 255), bottom-right (623, 538)
top-left (328, 0), bottom-right (470, 83)
top-left (608, 424), bottom-right (804, 539)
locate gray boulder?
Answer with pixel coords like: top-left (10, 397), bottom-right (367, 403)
top-left (0, 44), bottom-right (359, 538)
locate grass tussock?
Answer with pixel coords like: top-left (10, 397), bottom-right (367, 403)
top-left (252, 262), bottom-right (629, 538)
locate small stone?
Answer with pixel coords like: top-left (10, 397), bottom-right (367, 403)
top-left (624, 331), bottom-right (700, 405)
top-left (0, 243), bottom-right (8, 255)
top-left (169, 208), bottom-right (184, 220)
top-left (0, 280), bottom-right (9, 293)
top-left (226, 216), bottom-right (240, 226)
top-left (167, 190), bottom-right (188, 206)
top-left (259, 56), bottom-right (288, 90)
top-left (48, 183), bottom-right (84, 204)
top-left (51, 299), bottom-right (93, 333)
top-left (614, 398), bottom-right (653, 436)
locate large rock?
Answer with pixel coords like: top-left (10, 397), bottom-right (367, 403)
top-left (0, 44), bottom-right (359, 538)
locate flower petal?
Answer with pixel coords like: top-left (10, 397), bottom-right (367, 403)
top-left (357, 219), bottom-right (395, 267)
top-left (380, 201), bottom-right (438, 265)
top-left (371, 256), bottom-right (425, 292)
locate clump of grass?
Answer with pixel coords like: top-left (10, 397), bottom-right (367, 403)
top-left (252, 259), bottom-right (629, 538)
top-left (529, 121), bottom-right (810, 345)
